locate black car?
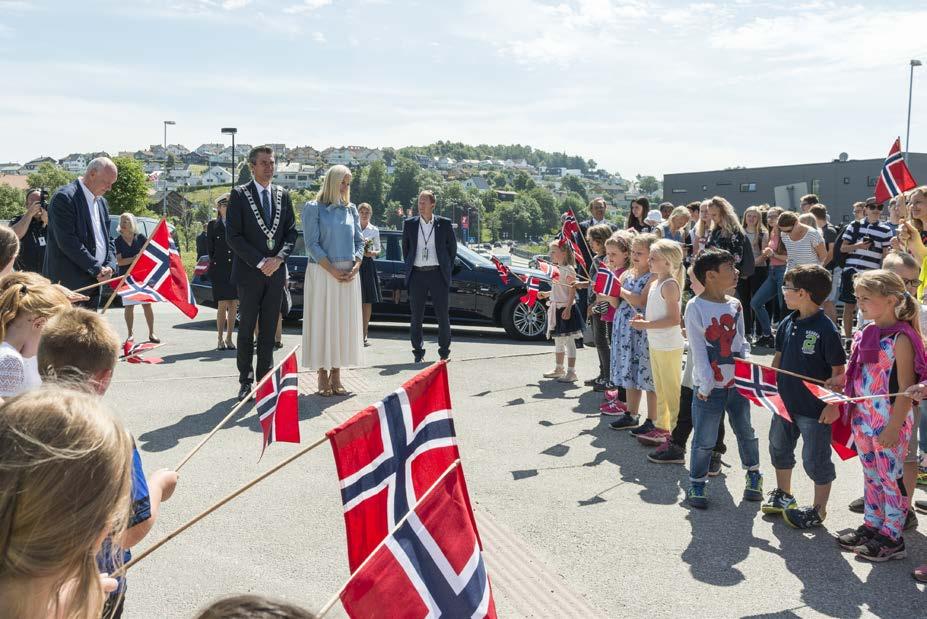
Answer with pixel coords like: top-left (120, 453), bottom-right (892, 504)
top-left (107, 215), bottom-right (178, 246)
top-left (191, 230), bottom-right (551, 340)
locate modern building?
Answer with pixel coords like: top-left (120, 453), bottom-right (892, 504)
top-left (663, 153), bottom-right (927, 223)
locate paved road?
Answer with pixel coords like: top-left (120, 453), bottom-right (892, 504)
top-left (103, 305), bottom-right (925, 618)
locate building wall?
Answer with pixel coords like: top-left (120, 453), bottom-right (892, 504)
top-left (663, 154), bottom-right (927, 223)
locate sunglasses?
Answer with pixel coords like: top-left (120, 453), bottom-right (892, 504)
top-left (904, 278), bottom-right (920, 288)
top-left (778, 227), bottom-right (794, 233)
top-left (866, 205), bottom-right (883, 211)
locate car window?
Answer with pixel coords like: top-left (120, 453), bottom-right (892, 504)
top-left (457, 244), bottom-right (492, 267)
top-left (384, 234), bottom-right (403, 261)
top-left (293, 233), bottom-right (306, 257)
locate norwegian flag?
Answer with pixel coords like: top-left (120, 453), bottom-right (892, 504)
top-left (490, 255), bottom-right (510, 285)
top-left (593, 267), bottom-right (621, 298)
top-left (802, 381), bottom-right (852, 405)
top-left (116, 220), bottom-right (198, 318)
top-left (519, 277), bottom-right (540, 307)
top-left (874, 137), bottom-right (918, 204)
top-left (535, 259), bottom-right (560, 281)
top-left (734, 360), bottom-right (792, 422)
top-left (801, 382), bottom-right (857, 460)
top-left (561, 208), bottom-right (580, 240)
top-left (340, 464), bottom-right (496, 619)
top-left (193, 259), bottom-right (209, 277)
top-left (327, 362), bottom-right (467, 571)
top-left (256, 351), bottom-right (300, 456)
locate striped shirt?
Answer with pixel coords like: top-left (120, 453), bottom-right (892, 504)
top-left (781, 226), bottom-right (823, 271)
top-left (841, 220), bottom-right (893, 272)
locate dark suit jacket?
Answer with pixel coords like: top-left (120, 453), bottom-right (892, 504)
top-left (43, 179), bottom-right (117, 290)
top-left (577, 218), bottom-right (618, 272)
top-left (402, 215), bottom-right (457, 286)
top-left (206, 218), bottom-right (233, 274)
top-left (225, 181), bottom-right (297, 284)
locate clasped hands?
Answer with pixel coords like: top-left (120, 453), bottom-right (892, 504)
top-left (260, 257), bottom-right (284, 277)
top-left (328, 263), bottom-right (360, 282)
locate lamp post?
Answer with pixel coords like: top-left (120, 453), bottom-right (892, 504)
top-left (162, 120), bottom-right (175, 217)
top-left (221, 127), bottom-right (238, 186)
top-left (906, 59), bottom-right (922, 162)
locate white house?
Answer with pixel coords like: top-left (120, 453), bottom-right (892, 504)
top-left (0, 163), bottom-right (21, 174)
top-left (198, 166), bottom-right (233, 186)
top-left (323, 147), bottom-right (357, 166)
top-left (274, 163), bottom-right (317, 189)
top-left (19, 157), bottom-right (57, 174)
top-left (562, 169), bottom-right (582, 177)
top-left (196, 143), bottom-right (226, 157)
top-left (59, 154), bottom-right (89, 173)
top-left (353, 148), bottom-right (383, 164)
top-left (437, 157), bottom-right (456, 170)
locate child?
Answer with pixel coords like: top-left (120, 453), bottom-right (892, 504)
top-left (0, 387), bottom-right (134, 619)
top-left (38, 308), bottom-right (178, 617)
top-left (761, 265), bottom-right (845, 529)
top-left (0, 225), bottom-right (19, 278)
top-left (609, 233), bottom-right (657, 431)
top-left (599, 233), bottom-right (632, 416)
top-left (0, 280), bottom-right (70, 398)
top-left (586, 224), bottom-right (616, 391)
top-left (630, 239), bottom-right (685, 445)
top-left (539, 239), bottom-right (583, 382)
top-left (685, 248), bottom-right (762, 509)
top-left (835, 270), bottom-right (926, 561)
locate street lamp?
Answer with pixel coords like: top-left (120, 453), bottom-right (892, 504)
top-left (906, 59), bottom-right (922, 162)
top-left (162, 120), bottom-right (175, 217)
top-left (221, 127), bottom-right (238, 186)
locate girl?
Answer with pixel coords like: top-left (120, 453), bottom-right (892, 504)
top-left (705, 196), bottom-right (752, 277)
top-left (609, 233), bottom-right (657, 431)
top-left (0, 281), bottom-right (69, 398)
top-left (834, 270), bottom-right (927, 561)
top-left (751, 206), bottom-right (788, 348)
top-left (539, 239), bottom-right (583, 382)
top-left (114, 213), bottom-right (158, 344)
top-left (631, 239), bottom-right (685, 446)
top-left (741, 206), bottom-right (768, 341)
top-left (599, 232), bottom-right (633, 416)
top-left (0, 388), bottom-right (134, 619)
top-left (777, 211), bottom-right (826, 272)
top-left (586, 224), bottom-right (616, 390)
top-left (627, 198), bottom-right (648, 233)
top-left (0, 225), bottom-right (19, 278)
top-left (657, 206), bottom-right (690, 245)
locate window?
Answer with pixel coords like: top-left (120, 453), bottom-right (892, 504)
top-left (716, 181), bottom-right (732, 186)
top-left (843, 177), bottom-right (851, 185)
top-left (739, 183), bottom-right (757, 192)
top-left (867, 176), bottom-right (878, 187)
top-left (671, 188), bottom-right (687, 194)
top-left (701, 185), bottom-right (708, 191)
top-left (811, 179), bottom-right (821, 195)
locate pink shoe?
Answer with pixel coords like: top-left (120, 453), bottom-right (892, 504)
top-left (599, 401), bottom-right (628, 416)
top-left (604, 389), bottom-right (621, 401)
top-left (637, 428), bottom-right (670, 446)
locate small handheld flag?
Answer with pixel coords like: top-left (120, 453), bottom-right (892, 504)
top-left (733, 359), bottom-right (792, 422)
top-left (874, 138), bottom-right (918, 204)
top-left (256, 350), bottom-right (300, 456)
top-left (801, 381), bottom-right (852, 405)
top-left (490, 255), bottom-right (511, 285)
top-left (593, 267), bottom-right (621, 298)
top-left (519, 277), bottom-right (540, 307)
top-left (536, 259), bottom-right (559, 281)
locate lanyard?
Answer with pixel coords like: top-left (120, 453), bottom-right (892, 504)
top-left (419, 219), bottom-right (435, 249)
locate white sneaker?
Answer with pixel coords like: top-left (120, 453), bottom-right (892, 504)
top-left (558, 370), bottom-right (578, 383)
top-left (543, 368), bottom-right (565, 378)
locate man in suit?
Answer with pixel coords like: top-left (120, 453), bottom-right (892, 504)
top-left (44, 157), bottom-right (118, 309)
top-left (402, 190), bottom-right (457, 363)
top-left (226, 146), bottom-right (297, 401)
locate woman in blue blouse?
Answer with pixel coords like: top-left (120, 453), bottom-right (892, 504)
top-left (114, 213), bottom-right (158, 343)
top-left (301, 165), bottom-right (364, 396)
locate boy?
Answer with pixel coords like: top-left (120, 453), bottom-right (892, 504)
top-left (684, 249), bottom-right (762, 509)
top-left (38, 307), bottom-right (178, 618)
top-left (761, 265), bottom-right (845, 529)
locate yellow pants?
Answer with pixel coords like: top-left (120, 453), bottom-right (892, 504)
top-left (649, 348), bottom-right (683, 431)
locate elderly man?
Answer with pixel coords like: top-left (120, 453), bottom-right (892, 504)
top-left (44, 157), bottom-right (118, 309)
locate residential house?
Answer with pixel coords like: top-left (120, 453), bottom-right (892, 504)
top-left (198, 166), bottom-right (233, 186)
top-left (148, 190), bottom-right (198, 219)
top-left (437, 156), bottom-right (456, 170)
top-left (462, 176), bottom-right (490, 191)
top-left (265, 143), bottom-right (287, 159)
top-left (562, 169), bottom-right (582, 177)
top-left (59, 153), bottom-right (89, 173)
top-left (495, 190), bottom-right (517, 202)
top-left (322, 147), bottom-right (357, 166)
top-left (210, 145), bottom-right (253, 168)
top-left (353, 148), bottom-right (383, 164)
top-left (195, 143), bottom-right (226, 157)
top-left (165, 144), bottom-right (190, 156)
top-left (274, 163), bottom-right (317, 189)
top-left (181, 151), bottom-right (210, 166)
top-left (0, 163), bottom-right (22, 174)
top-left (19, 157), bottom-right (57, 174)
top-left (286, 145), bottom-right (321, 165)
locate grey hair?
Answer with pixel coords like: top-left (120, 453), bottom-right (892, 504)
top-left (248, 145), bottom-right (274, 166)
top-left (86, 157), bottom-right (116, 175)
top-left (119, 212), bottom-right (137, 235)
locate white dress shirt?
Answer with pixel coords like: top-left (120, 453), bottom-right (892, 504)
top-left (361, 223), bottom-right (381, 254)
top-left (253, 179), bottom-right (272, 213)
top-left (413, 217), bottom-right (439, 267)
top-left (78, 178), bottom-right (106, 265)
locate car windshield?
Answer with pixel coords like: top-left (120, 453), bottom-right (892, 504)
top-left (457, 244), bottom-right (493, 267)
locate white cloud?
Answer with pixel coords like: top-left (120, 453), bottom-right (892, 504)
top-left (282, 0), bottom-right (332, 15)
top-left (221, 0), bottom-right (251, 9)
top-left (311, 31), bottom-right (326, 43)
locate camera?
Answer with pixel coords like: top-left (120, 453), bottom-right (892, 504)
top-left (39, 188), bottom-right (48, 209)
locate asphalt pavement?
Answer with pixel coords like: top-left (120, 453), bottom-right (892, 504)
top-left (102, 304), bottom-right (926, 618)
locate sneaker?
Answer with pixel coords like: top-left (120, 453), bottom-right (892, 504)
top-left (687, 483), bottom-right (708, 509)
top-left (855, 534), bottom-right (907, 562)
top-left (648, 441), bottom-right (685, 464)
top-left (557, 370), bottom-right (578, 383)
top-left (744, 470), bottom-right (763, 502)
top-left (630, 418), bottom-right (655, 436)
top-left (904, 509), bottom-right (918, 531)
top-left (708, 451), bottom-right (723, 477)
top-left (753, 335), bottom-right (775, 349)
top-left (916, 499), bottom-right (927, 514)
top-left (837, 524), bottom-right (878, 551)
top-left (783, 506), bottom-right (825, 529)
top-left (604, 388), bottom-right (622, 401)
top-left (848, 496), bottom-right (865, 513)
top-left (584, 377), bottom-right (598, 386)
top-left (599, 401), bottom-right (627, 416)
top-left (543, 368), bottom-right (565, 379)
top-left (609, 413), bottom-right (639, 430)
top-left (637, 428), bottom-right (670, 446)
top-left (592, 380), bottom-right (608, 392)
top-left (761, 489), bottom-right (798, 515)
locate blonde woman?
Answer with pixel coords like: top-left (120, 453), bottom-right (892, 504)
top-left (357, 203), bottom-right (382, 346)
top-left (656, 206), bottom-right (690, 244)
top-left (742, 206), bottom-right (767, 339)
top-left (114, 213), bottom-right (157, 343)
top-left (301, 165), bottom-right (364, 396)
top-left (690, 200), bottom-right (711, 257)
top-left (705, 196), bottom-right (753, 277)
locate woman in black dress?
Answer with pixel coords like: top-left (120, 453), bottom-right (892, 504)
top-left (357, 202), bottom-right (381, 346)
top-left (207, 194), bottom-right (238, 350)
top-left (114, 213), bottom-right (158, 342)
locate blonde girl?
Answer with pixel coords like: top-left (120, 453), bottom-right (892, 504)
top-left (539, 239), bottom-right (582, 382)
top-left (691, 200), bottom-right (711, 257)
top-left (630, 240), bottom-right (685, 445)
top-left (114, 213), bottom-right (158, 344)
top-left (0, 281), bottom-right (69, 398)
top-left (834, 270), bottom-right (926, 561)
top-left (0, 225), bottom-right (19, 278)
top-left (608, 233), bottom-right (657, 430)
top-left (0, 388), bottom-right (133, 619)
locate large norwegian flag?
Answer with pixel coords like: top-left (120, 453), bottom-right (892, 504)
top-left (339, 464), bottom-right (496, 619)
top-left (327, 362), bottom-right (468, 571)
top-left (874, 137), bottom-right (918, 204)
top-left (256, 350), bottom-right (300, 456)
top-left (559, 209), bottom-right (587, 274)
top-left (116, 220), bottom-right (198, 318)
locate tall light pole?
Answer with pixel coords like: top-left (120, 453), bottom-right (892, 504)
top-left (162, 120), bottom-right (175, 217)
top-left (906, 59), bottom-right (922, 162)
top-left (221, 127), bottom-right (238, 186)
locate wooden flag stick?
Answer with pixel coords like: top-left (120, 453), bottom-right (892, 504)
top-left (118, 432), bottom-right (329, 575)
top-left (73, 276), bottom-right (123, 293)
top-left (100, 230), bottom-right (158, 314)
top-left (173, 344), bottom-right (301, 472)
top-left (316, 460), bottom-right (463, 619)
top-left (841, 391), bottom-right (909, 403)
top-left (744, 360), bottom-right (827, 386)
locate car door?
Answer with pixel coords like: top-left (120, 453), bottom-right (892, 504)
top-left (375, 232), bottom-right (408, 317)
top-left (447, 253), bottom-right (480, 319)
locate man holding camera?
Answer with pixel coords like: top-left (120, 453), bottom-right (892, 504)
top-left (838, 197), bottom-right (892, 340)
top-left (10, 188), bottom-right (48, 274)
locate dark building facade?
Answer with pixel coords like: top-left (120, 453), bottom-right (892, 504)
top-left (664, 153), bottom-right (927, 223)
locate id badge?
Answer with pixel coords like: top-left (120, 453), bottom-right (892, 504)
top-left (38, 236), bottom-right (46, 247)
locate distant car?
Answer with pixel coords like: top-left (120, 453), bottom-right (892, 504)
top-left (528, 254), bottom-right (551, 269)
top-left (492, 242), bottom-right (502, 248)
top-left (191, 231), bottom-right (551, 339)
top-left (482, 243), bottom-right (492, 251)
top-left (492, 253), bottom-right (512, 266)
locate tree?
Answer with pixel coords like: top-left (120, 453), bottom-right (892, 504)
top-left (381, 147), bottom-right (396, 167)
top-left (237, 161), bottom-right (252, 185)
top-left (27, 163), bottom-right (76, 194)
top-left (165, 153), bottom-right (177, 172)
top-left (350, 166), bottom-right (366, 204)
top-left (0, 185), bottom-right (24, 220)
top-left (107, 157), bottom-right (152, 216)
top-left (636, 174), bottom-right (659, 194)
top-left (385, 199), bottom-right (406, 229)
top-left (513, 171), bottom-right (535, 192)
top-left (387, 157), bottom-right (421, 210)
top-left (362, 160), bottom-right (387, 223)
top-left (560, 193), bottom-right (585, 219)
top-left (528, 187), bottom-right (559, 234)
top-left (561, 174), bottom-right (587, 200)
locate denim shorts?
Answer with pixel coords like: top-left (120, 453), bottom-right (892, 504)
top-left (768, 414), bottom-right (836, 484)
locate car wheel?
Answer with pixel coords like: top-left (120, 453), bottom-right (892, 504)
top-left (501, 295), bottom-right (547, 340)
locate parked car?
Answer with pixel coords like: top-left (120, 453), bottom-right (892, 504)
top-left (107, 215), bottom-right (179, 249)
top-left (191, 230), bottom-right (551, 340)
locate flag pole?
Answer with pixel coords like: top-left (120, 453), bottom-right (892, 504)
top-left (73, 276), bottom-right (124, 293)
top-left (100, 227), bottom-right (160, 314)
top-left (316, 459), bottom-right (463, 619)
top-left (118, 432), bottom-right (329, 575)
top-left (742, 359), bottom-right (827, 385)
top-left (174, 344), bottom-right (300, 472)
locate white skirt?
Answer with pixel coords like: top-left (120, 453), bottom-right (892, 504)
top-left (301, 262), bottom-right (364, 370)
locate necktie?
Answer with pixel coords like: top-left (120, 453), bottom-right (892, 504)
top-left (261, 189), bottom-right (272, 223)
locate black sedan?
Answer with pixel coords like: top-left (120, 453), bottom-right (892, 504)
top-left (191, 230), bottom-right (552, 340)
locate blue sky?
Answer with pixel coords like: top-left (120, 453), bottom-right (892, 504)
top-left (2, 0), bottom-right (927, 178)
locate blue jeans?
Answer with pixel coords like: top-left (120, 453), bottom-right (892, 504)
top-left (750, 265), bottom-right (785, 337)
top-left (689, 388), bottom-right (760, 483)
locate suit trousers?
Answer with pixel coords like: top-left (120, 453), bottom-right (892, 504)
top-left (236, 267), bottom-right (284, 384)
top-left (409, 268), bottom-right (451, 357)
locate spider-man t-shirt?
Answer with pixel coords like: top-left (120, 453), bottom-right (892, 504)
top-left (684, 295), bottom-right (748, 397)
